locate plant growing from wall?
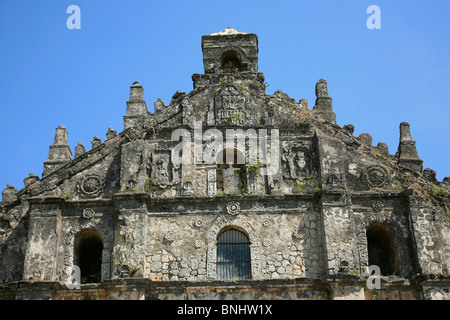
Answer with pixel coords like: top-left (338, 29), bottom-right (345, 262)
top-left (294, 171), bottom-right (320, 193)
top-left (144, 177), bottom-right (156, 192)
top-left (246, 159), bottom-right (264, 177)
top-left (219, 76), bottom-right (228, 86)
top-left (427, 182), bottom-right (450, 198)
top-left (226, 112), bottom-right (244, 124)
top-left (61, 193), bottom-right (73, 200)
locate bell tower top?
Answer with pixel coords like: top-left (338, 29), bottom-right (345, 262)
top-left (201, 27), bottom-right (259, 75)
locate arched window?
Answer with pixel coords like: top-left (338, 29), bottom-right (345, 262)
top-left (366, 223), bottom-right (398, 276)
top-left (221, 50), bottom-right (242, 73)
top-left (216, 148), bottom-right (247, 194)
top-left (217, 229), bottom-right (251, 280)
top-left (74, 229), bottom-right (103, 284)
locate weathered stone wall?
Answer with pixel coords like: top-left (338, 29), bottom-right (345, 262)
top-left (1, 27), bottom-right (449, 300)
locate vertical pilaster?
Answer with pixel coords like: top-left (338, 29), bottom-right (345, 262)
top-left (23, 199), bottom-right (62, 281)
top-left (113, 193), bottom-right (149, 278)
top-left (408, 195), bottom-right (444, 275)
top-left (316, 135), bottom-right (360, 277)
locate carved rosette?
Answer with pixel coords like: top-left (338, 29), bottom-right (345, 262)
top-left (371, 200), bottom-right (384, 212)
top-left (164, 230), bottom-right (177, 242)
top-left (262, 239), bottom-right (272, 247)
top-left (82, 208), bottom-right (96, 219)
top-left (125, 128), bottom-right (139, 142)
top-left (226, 201), bottom-right (241, 215)
top-left (194, 240), bottom-right (204, 249)
top-left (193, 218), bottom-right (203, 228)
top-left (77, 174), bottom-right (104, 198)
top-left (361, 165), bottom-right (389, 189)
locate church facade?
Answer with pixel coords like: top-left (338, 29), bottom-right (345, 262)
top-left (1, 27), bottom-right (450, 300)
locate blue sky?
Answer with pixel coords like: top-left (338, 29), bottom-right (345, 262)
top-left (0, 0), bottom-right (449, 193)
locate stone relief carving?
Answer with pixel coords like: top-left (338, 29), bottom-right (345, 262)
top-left (326, 174), bottom-right (344, 190)
top-left (193, 218), bottom-right (203, 228)
top-left (82, 208), bottom-right (96, 219)
top-left (125, 128), bottom-right (139, 142)
top-left (207, 169), bottom-right (216, 196)
top-left (361, 165), bottom-right (389, 189)
top-left (147, 152), bottom-right (181, 190)
top-left (262, 239), bottom-right (272, 247)
top-left (182, 181), bottom-right (194, 196)
top-left (262, 219), bottom-right (270, 228)
top-left (194, 240), bottom-right (204, 249)
top-left (281, 141), bottom-right (312, 180)
top-left (226, 201), bottom-right (241, 215)
top-left (213, 86), bottom-right (246, 125)
top-left (371, 200), bottom-right (384, 212)
top-left (164, 230), bottom-right (177, 242)
top-left (77, 174), bottom-right (104, 198)
top-left (181, 96), bottom-right (195, 125)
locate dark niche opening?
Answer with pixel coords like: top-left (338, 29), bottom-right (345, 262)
top-left (221, 50), bottom-right (242, 73)
top-left (366, 223), bottom-right (398, 276)
top-left (74, 229), bottom-right (103, 284)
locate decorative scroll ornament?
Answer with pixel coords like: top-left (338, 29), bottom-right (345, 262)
top-left (226, 201), bottom-right (241, 215)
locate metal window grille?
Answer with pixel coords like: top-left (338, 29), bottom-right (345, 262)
top-left (217, 229), bottom-right (251, 280)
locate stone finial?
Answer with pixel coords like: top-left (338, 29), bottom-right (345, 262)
top-left (422, 168), bottom-right (437, 183)
top-left (24, 172), bottom-right (39, 187)
top-left (53, 125), bottom-right (69, 145)
top-left (396, 122), bottom-right (423, 173)
top-left (342, 124), bottom-right (355, 136)
top-left (312, 79), bottom-right (336, 124)
top-left (124, 81), bottom-right (151, 130)
top-left (358, 133), bottom-right (373, 146)
top-left (129, 81), bottom-right (144, 101)
top-left (376, 142), bottom-right (389, 157)
top-left (442, 176), bottom-right (450, 187)
top-left (74, 142), bottom-right (87, 158)
top-left (43, 125), bottom-right (73, 177)
top-left (106, 126), bottom-right (117, 140)
top-left (91, 136), bottom-right (102, 149)
top-left (315, 79), bottom-right (330, 98)
top-left (299, 99), bottom-right (310, 122)
top-left (1, 184), bottom-right (18, 203)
